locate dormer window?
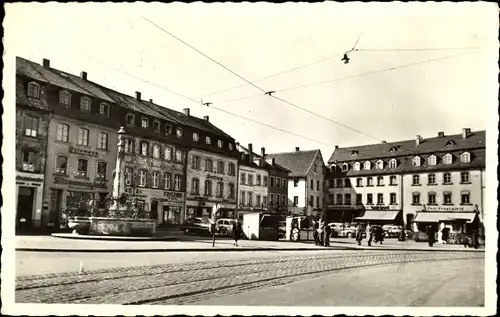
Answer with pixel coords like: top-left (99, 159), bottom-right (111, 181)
top-left (350, 151), bottom-right (358, 156)
top-left (218, 140), bottom-right (223, 148)
top-left (428, 155), bottom-right (437, 166)
top-left (376, 160), bottom-right (384, 170)
top-left (353, 162), bottom-right (360, 171)
top-left (99, 103), bottom-right (109, 117)
top-left (389, 147), bottom-right (397, 152)
top-left (59, 91), bottom-right (71, 107)
top-left (389, 159), bottom-right (397, 168)
top-left (342, 163), bottom-right (348, 172)
top-left (445, 140), bottom-right (456, 146)
top-left (141, 117), bottom-right (149, 128)
top-left (205, 136), bottom-right (211, 145)
top-left (412, 156), bottom-right (421, 167)
top-left (126, 114), bottom-right (135, 126)
top-left (460, 152), bottom-right (471, 163)
top-left (228, 143), bottom-right (233, 151)
top-left (165, 124), bottom-right (173, 135)
top-left (443, 153), bottom-right (453, 165)
top-left (193, 132), bottom-right (199, 142)
top-left (176, 127), bottom-right (183, 138)
top-left (364, 161), bottom-right (371, 170)
top-left (80, 97), bottom-right (91, 112)
top-left (153, 120), bottom-right (160, 133)
top-left (27, 82), bottom-right (40, 98)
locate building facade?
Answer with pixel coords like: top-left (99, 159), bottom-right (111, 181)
top-left (267, 148), bottom-right (325, 217)
top-left (15, 70), bottom-right (51, 232)
top-left (327, 129), bottom-right (485, 241)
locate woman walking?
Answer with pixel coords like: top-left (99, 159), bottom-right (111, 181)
top-left (232, 218), bottom-right (243, 247)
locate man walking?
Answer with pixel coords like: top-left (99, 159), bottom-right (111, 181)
top-left (366, 222), bottom-right (373, 246)
top-left (312, 219), bottom-right (320, 246)
top-left (355, 222), bottom-right (363, 246)
top-left (323, 221), bottom-right (331, 247)
top-left (318, 217), bottom-right (325, 246)
top-left (232, 218), bottom-right (243, 247)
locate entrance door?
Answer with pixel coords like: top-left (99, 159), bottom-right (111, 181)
top-left (49, 189), bottom-right (63, 227)
top-left (162, 205), bottom-right (170, 225)
top-left (150, 201), bottom-right (158, 221)
top-left (16, 187), bottom-right (35, 234)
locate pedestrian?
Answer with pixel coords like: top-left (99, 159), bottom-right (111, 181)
top-left (355, 222), bottom-right (363, 245)
top-left (318, 217), bottom-right (325, 246)
top-left (312, 219), bottom-right (320, 246)
top-left (323, 222), bottom-right (331, 247)
top-left (427, 224), bottom-right (435, 247)
top-left (366, 222), bottom-right (373, 246)
top-left (472, 229), bottom-right (479, 249)
top-left (232, 218), bottom-right (243, 247)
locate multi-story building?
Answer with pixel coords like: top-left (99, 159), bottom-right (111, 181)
top-left (327, 129), bottom-right (485, 240)
top-left (15, 59), bottom-right (51, 232)
top-left (16, 56), bottom-right (239, 231)
top-left (267, 148), bottom-right (325, 217)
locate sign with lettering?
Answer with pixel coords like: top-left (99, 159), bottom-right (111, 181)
top-left (16, 173), bottom-right (44, 183)
top-left (206, 174), bottom-right (223, 181)
top-left (424, 205), bottom-right (473, 212)
top-left (368, 205), bottom-right (390, 211)
top-left (69, 146), bottom-right (98, 157)
top-left (54, 177), bottom-right (108, 189)
top-left (163, 191), bottom-right (184, 201)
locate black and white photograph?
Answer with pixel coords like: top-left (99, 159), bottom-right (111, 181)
top-left (1, 2), bottom-right (498, 316)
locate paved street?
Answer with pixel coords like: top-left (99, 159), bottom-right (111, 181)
top-left (16, 250), bottom-right (484, 306)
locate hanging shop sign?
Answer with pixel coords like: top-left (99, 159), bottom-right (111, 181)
top-left (423, 205), bottom-right (474, 212)
top-left (69, 146), bottom-right (99, 157)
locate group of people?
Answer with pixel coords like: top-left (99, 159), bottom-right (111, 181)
top-left (312, 217), bottom-right (331, 247)
top-left (355, 222), bottom-right (385, 246)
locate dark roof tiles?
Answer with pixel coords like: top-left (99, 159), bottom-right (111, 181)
top-left (266, 150), bottom-right (320, 177)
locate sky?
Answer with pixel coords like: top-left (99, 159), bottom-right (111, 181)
top-left (4, 2), bottom-right (499, 163)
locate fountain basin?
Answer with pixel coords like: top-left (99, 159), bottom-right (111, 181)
top-left (67, 217), bottom-right (91, 234)
top-left (88, 217), bottom-right (157, 237)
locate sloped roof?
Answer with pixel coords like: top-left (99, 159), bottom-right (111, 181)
top-left (236, 144), bottom-right (291, 173)
top-left (328, 130), bottom-right (485, 164)
top-left (266, 150), bottom-right (320, 177)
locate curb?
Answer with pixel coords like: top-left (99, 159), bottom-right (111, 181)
top-left (51, 233), bottom-right (178, 242)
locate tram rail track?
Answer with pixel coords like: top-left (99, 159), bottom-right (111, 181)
top-left (15, 250), bottom-right (484, 305)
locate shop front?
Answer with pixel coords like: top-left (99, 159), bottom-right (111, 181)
top-left (16, 172), bottom-right (45, 233)
top-left (413, 205), bottom-right (480, 244)
top-left (157, 190), bottom-right (185, 227)
top-left (185, 197), bottom-right (236, 221)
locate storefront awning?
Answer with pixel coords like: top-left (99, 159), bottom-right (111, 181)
top-left (354, 210), bottom-right (400, 221)
top-left (414, 212), bottom-right (477, 223)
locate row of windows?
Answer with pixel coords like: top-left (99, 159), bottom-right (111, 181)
top-left (239, 192), bottom-right (287, 207)
top-left (125, 113), bottom-right (233, 151)
top-left (309, 179), bottom-right (320, 191)
top-left (190, 178), bottom-right (236, 198)
top-left (339, 152), bottom-right (472, 172)
top-left (191, 156), bottom-right (236, 175)
top-left (56, 124), bottom-right (110, 150)
top-left (239, 173), bottom-right (288, 188)
top-left (124, 168), bottom-right (182, 190)
top-left (124, 139), bottom-right (184, 162)
top-left (54, 155), bottom-right (107, 179)
top-left (330, 172), bottom-right (472, 188)
top-left (327, 191), bottom-right (472, 206)
top-left (308, 195), bottom-right (321, 208)
top-left (412, 191), bottom-right (471, 205)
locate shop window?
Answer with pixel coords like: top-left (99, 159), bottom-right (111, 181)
top-left (59, 91), bottom-right (71, 107)
top-left (164, 206), bottom-right (181, 225)
top-left (80, 97), bottom-right (91, 112)
top-left (96, 162), bottom-right (107, 180)
top-left (99, 103), bottom-right (110, 117)
top-left (77, 128), bottom-right (89, 146)
top-left (97, 132), bottom-right (109, 150)
top-left (152, 171), bottom-right (159, 188)
top-left (76, 159), bottom-right (88, 178)
top-left (56, 123), bottom-right (69, 142)
top-left (55, 155), bottom-right (68, 175)
top-left (27, 82), bottom-right (40, 98)
top-left (24, 115), bottom-right (39, 137)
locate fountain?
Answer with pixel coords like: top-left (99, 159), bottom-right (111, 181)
top-left (67, 127), bottom-right (157, 237)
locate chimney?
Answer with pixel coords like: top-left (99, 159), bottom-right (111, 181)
top-left (80, 71), bottom-right (87, 80)
top-left (183, 108), bottom-right (190, 116)
top-left (272, 158), bottom-right (275, 165)
top-left (438, 132), bottom-right (445, 138)
top-left (203, 115), bottom-right (209, 122)
top-left (149, 99), bottom-right (153, 103)
top-left (248, 143), bottom-right (253, 153)
top-left (462, 128), bottom-right (471, 139)
top-left (295, 147), bottom-right (300, 152)
top-left (135, 91), bottom-right (141, 101)
top-left (261, 147), bottom-right (266, 157)
top-left (335, 145), bottom-right (339, 149)
top-left (42, 58), bottom-right (50, 68)
top-left (416, 135), bottom-right (422, 146)
top-left (248, 144), bottom-right (253, 161)
top-left (381, 141), bottom-right (387, 144)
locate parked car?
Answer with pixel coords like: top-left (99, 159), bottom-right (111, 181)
top-left (180, 217), bottom-right (211, 235)
top-left (382, 225), bottom-right (403, 238)
top-left (328, 223), bottom-right (358, 238)
top-left (216, 218), bottom-right (235, 236)
top-left (278, 221), bottom-right (286, 239)
top-left (327, 223), bottom-right (344, 237)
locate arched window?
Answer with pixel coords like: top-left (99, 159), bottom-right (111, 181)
top-left (460, 152), bottom-right (471, 163)
top-left (152, 144), bottom-right (160, 158)
top-left (204, 179), bottom-right (212, 196)
top-left (376, 160), bottom-right (384, 170)
top-left (164, 147), bottom-right (172, 160)
top-left (443, 153), bottom-right (453, 165)
top-left (412, 156), bottom-right (421, 167)
top-left (342, 163), bottom-right (349, 172)
top-left (389, 159), bottom-right (397, 168)
top-left (55, 155), bottom-right (68, 175)
top-left (427, 155), bottom-right (437, 166)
